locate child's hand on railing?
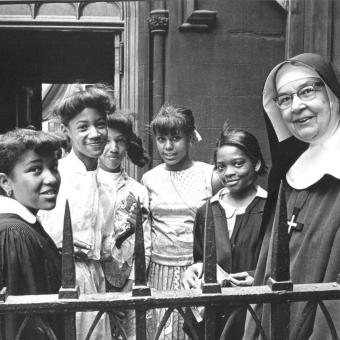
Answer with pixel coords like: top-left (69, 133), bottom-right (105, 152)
top-left (115, 202), bottom-right (148, 248)
top-left (229, 272), bottom-right (254, 286)
top-left (73, 239), bottom-right (91, 260)
top-left (182, 263), bottom-right (203, 289)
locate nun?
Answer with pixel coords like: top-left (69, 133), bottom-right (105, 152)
top-left (244, 53), bottom-right (340, 340)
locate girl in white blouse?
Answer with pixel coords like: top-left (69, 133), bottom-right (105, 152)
top-left (39, 85), bottom-right (113, 340)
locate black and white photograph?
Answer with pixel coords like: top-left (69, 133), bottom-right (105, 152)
top-left (0, 0), bottom-right (339, 339)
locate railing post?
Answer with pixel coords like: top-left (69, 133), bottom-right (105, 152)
top-left (267, 183), bottom-right (292, 340)
top-left (58, 200), bottom-right (79, 340)
top-left (202, 201), bottom-right (221, 340)
top-left (132, 198), bottom-right (150, 340)
top-left (202, 201), bottom-right (221, 293)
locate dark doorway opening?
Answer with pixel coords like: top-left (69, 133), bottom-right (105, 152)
top-left (0, 29), bottom-right (116, 132)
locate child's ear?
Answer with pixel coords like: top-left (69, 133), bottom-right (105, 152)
top-left (60, 124), bottom-right (69, 138)
top-left (0, 173), bottom-right (13, 196)
top-left (254, 160), bottom-right (261, 173)
top-left (189, 133), bottom-right (195, 145)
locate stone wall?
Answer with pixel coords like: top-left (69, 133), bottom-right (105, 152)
top-left (140, 0), bottom-right (286, 187)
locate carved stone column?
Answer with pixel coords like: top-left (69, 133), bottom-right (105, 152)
top-left (148, 8), bottom-right (169, 117)
top-left (147, 6), bottom-right (169, 167)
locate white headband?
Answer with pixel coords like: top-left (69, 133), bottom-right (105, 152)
top-left (276, 63), bottom-right (320, 90)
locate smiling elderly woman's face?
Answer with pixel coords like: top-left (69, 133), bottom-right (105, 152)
top-left (275, 64), bottom-right (332, 143)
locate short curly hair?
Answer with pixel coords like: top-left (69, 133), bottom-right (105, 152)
top-left (0, 128), bottom-right (61, 196)
top-left (0, 128), bottom-right (61, 176)
top-left (54, 85), bottom-right (114, 126)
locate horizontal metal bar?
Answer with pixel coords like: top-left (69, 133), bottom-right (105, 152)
top-left (0, 282), bottom-right (339, 314)
top-left (0, 0), bottom-right (147, 3)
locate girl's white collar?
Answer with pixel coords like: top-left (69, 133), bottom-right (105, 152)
top-left (0, 196), bottom-right (36, 224)
top-left (67, 149), bottom-right (99, 173)
top-left (211, 185), bottom-right (267, 203)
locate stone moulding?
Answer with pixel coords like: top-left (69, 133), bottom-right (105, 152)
top-left (179, 9), bottom-right (217, 32)
top-left (179, 0), bottom-right (217, 33)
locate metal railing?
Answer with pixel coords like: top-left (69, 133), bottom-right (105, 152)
top-left (1, 189), bottom-right (340, 340)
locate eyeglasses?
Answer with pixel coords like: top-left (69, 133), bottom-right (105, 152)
top-left (273, 81), bottom-right (324, 109)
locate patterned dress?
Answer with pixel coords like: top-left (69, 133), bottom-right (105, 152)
top-left (99, 168), bottom-right (151, 340)
top-left (142, 161), bottom-right (213, 340)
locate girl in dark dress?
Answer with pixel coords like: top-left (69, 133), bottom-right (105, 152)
top-left (182, 127), bottom-right (267, 340)
top-left (0, 128), bottom-right (63, 340)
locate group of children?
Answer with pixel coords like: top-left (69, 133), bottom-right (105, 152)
top-left (0, 84), bottom-right (267, 340)
top-left (2, 52), bottom-right (340, 340)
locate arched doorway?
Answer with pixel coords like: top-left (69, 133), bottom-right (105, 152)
top-left (0, 1), bottom-right (139, 133)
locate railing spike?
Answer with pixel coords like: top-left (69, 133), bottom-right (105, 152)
top-left (133, 197), bottom-right (150, 296)
top-left (268, 182), bottom-right (293, 291)
top-left (59, 200), bottom-right (79, 299)
top-left (202, 200), bottom-right (221, 294)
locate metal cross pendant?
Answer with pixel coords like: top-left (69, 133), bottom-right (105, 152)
top-left (287, 214), bottom-right (304, 234)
